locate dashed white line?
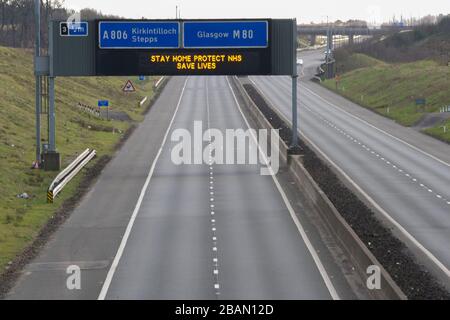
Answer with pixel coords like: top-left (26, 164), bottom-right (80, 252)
top-left (304, 103), bottom-right (450, 207)
top-left (206, 78), bottom-right (221, 296)
top-left (249, 77), bottom-right (450, 280)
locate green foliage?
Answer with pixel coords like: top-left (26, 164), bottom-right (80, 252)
top-left (0, 46), bottom-right (156, 271)
top-left (324, 54), bottom-right (450, 134)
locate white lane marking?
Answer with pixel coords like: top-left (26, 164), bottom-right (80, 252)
top-left (254, 78), bottom-right (450, 204)
top-left (301, 133), bottom-right (450, 278)
top-left (98, 77), bottom-right (189, 300)
top-left (301, 84), bottom-right (450, 169)
top-left (249, 77), bottom-right (450, 280)
top-left (255, 78), bottom-right (450, 205)
top-left (207, 78), bottom-right (221, 295)
top-left (227, 77), bottom-right (340, 300)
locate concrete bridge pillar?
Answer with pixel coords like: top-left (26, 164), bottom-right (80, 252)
top-left (349, 34), bottom-right (354, 46)
top-left (310, 35), bottom-right (316, 46)
top-left (327, 31), bottom-right (333, 51)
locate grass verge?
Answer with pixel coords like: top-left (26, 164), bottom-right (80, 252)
top-left (322, 54), bottom-right (450, 141)
top-left (0, 45), bottom-right (161, 275)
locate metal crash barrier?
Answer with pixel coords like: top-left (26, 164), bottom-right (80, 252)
top-left (47, 148), bottom-right (96, 203)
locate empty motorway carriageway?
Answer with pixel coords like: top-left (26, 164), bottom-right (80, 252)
top-left (2, 5), bottom-right (450, 310)
top-left (6, 76), bottom-right (368, 300)
top-left (251, 49), bottom-right (450, 292)
top-left (5, 55), bottom-right (450, 303)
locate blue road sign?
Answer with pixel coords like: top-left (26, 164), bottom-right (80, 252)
top-left (183, 21), bottom-right (268, 48)
top-left (415, 98), bottom-right (426, 106)
top-left (98, 100), bottom-right (109, 107)
top-left (99, 21), bottom-right (180, 49)
top-left (60, 22), bottom-right (88, 37)
top-left (139, 75), bottom-right (146, 81)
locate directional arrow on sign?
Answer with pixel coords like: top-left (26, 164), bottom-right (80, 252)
top-left (122, 80), bottom-right (136, 93)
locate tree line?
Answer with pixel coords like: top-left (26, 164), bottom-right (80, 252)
top-left (0, 0), bottom-right (119, 49)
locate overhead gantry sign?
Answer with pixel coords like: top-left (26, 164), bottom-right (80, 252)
top-left (49, 19), bottom-right (297, 77)
top-left (35, 18), bottom-right (299, 170)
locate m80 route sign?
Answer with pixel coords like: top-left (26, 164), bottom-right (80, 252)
top-left (183, 21), bottom-right (268, 48)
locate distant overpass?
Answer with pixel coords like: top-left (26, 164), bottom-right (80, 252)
top-left (298, 25), bottom-right (410, 46)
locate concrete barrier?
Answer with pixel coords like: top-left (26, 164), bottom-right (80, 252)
top-left (230, 76), bottom-right (407, 300)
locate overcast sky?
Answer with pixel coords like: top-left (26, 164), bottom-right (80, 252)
top-left (64, 0), bottom-right (450, 24)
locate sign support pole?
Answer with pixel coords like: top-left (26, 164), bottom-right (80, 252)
top-left (290, 19), bottom-right (300, 152)
top-left (34, 0), bottom-right (41, 165)
top-left (48, 77), bottom-right (56, 152)
top-left (291, 74), bottom-right (298, 149)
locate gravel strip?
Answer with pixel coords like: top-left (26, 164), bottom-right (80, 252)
top-left (243, 83), bottom-right (450, 300)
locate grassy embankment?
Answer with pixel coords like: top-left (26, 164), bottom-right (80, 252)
top-left (0, 46), bottom-right (157, 271)
top-left (323, 53), bottom-right (450, 142)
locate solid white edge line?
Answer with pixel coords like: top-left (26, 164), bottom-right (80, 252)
top-left (226, 76), bottom-right (340, 300)
top-left (249, 77), bottom-right (450, 279)
top-left (300, 84), bottom-right (450, 168)
top-left (97, 77), bottom-right (189, 300)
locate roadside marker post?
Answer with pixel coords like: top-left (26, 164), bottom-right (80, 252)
top-left (98, 100), bottom-right (110, 120)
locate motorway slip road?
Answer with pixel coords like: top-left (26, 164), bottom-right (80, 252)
top-left (6, 76), bottom-right (359, 300)
top-left (251, 51), bottom-right (450, 284)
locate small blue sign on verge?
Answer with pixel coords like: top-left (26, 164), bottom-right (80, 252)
top-left (98, 100), bottom-right (109, 107)
top-left (415, 98), bottom-right (426, 106)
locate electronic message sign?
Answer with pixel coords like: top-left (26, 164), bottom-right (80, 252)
top-left (95, 20), bottom-right (273, 76)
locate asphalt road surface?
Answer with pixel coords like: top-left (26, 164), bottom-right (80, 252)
top-left (251, 50), bottom-right (450, 281)
top-left (7, 76), bottom-right (357, 300)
